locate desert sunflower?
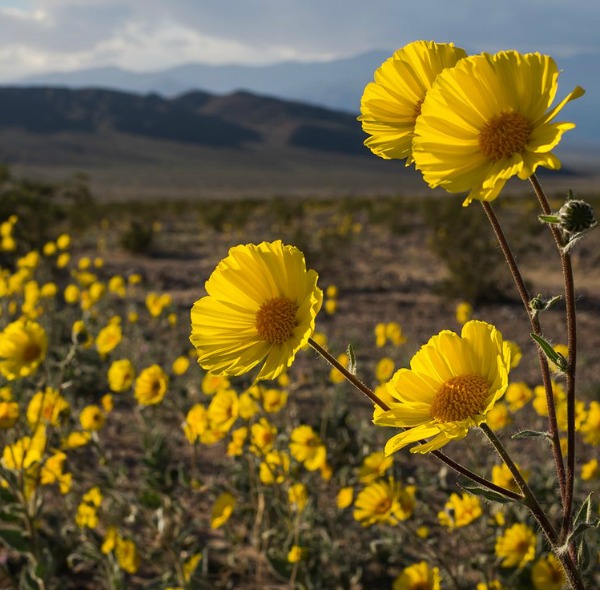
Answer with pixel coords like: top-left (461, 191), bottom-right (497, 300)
top-left (359, 40), bottom-right (467, 163)
top-left (375, 320), bottom-right (511, 454)
top-left (413, 50), bottom-right (585, 204)
top-left (0, 319), bottom-right (47, 380)
top-left (190, 240), bottom-right (322, 381)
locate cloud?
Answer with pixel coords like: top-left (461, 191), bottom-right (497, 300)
top-left (0, 0), bottom-right (599, 81)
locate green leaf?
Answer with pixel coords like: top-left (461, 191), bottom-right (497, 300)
top-left (459, 484), bottom-right (514, 504)
top-left (530, 333), bottom-right (567, 369)
top-left (573, 492), bottom-right (594, 526)
top-left (566, 520), bottom-right (599, 545)
top-left (511, 430), bottom-right (551, 440)
top-left (0, 527), bottom-right (29, 552)
top-left (346, 343), bottom-right (357, 375)
top-left (538, 214), bottom-right (560, 224)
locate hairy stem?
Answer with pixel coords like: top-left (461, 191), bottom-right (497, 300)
top-left (309, 337), bottom-right (522, 501)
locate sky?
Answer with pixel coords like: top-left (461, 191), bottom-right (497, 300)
top-left (0, 0), bottom-right (599, 81)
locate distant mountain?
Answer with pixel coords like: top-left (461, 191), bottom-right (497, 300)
top-left (0, 86), bottom-right (365, 154)
top-left (9, 50), bottom-right (600, 145)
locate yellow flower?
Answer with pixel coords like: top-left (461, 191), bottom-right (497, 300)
top-left (413, 50), bottom-right (584, 205)
top-left (2, 427), bottom-right (46, 472)
top-left (261, 388), bottom-right (288, 413)
top-left (386, 322), bottom-right (407, 347)
top-left (359, 40), bottom-right (467, 164)
top-left (80, 405), bottom-right (106, 431)
top-left (495, 523), bottom-right (536, 568)
top-left (581, 458), bottom-right (599, 481)
top-left (0, 401), bottom-right (19, 429)
top-left (375, 357), bottom-right (395, 383)
top-left (531, 554), bottom-right (565, 590)
top-left (56, 233), bottom-right (71, 249)
top-left (238, 390), bottom-right (259, 419)
top-left (56, 252), bottom-right (70, 268)
top-left (207, 388), bottom-right (239, 431)
top-left (0, 319), bottom-right (47, 380)
top-left (27, 387), bottom-right (70, 427)
top-left (455, 301), bottom-right (473, 326)
top-left (357, 451), bottom-right (393, 484)
top-left (226, 426), bottom-right (247, 456)
top-left (116, 537), bottom-right (140, 574)
top-left (108, 275), bottom-right (126, 297)
top-left (95, 323), bottom-right (122, 355)
top-left (171, 355), bottom-right (190, 376)
top-left (532, 381), bottom-right (566, 417)
top-left (329, 352), bottom-right (349, 384)
top-left (250, 418), bottom-right (277, 456)
top-left (183, 553), bottom-right (202, 582)
top-left (289, 425), bottom-right (327, 471)
top-left (146, 292), bottom-right (172, 317)
top-left (505, 382), bottom-right (533, 412)
top-left (353, 479), bottom-right (416, 527)
top-left (437, 492), bottom-right (482, 529)
top-left (325, 285), bottom-right (338, 298)
top-left (375, 320), bottom-right (511, 454)
top-left (506, 341), bottom-right (522, 369)
top-left (392, 561), bottom-right (441, 590)
top-left (108, 359), bottom-right (136, 392)
top-left (40, 451), bottom-right (72, 494)
top-left (288, 483), bottom-right (308, 512)
top-left (486, 402), bottom-right (511, 431)
top-left (190, 240), bottom-right (322, 381)
top-left (75, 487), bottom-right (103, 529)
top-left (134, 365), bottom-right (168, 406)
top-left (287, 545), bottom-right (305, 563)
top-left (210, 492), bottom-right (235, 529)
top-left (491, 463), bottom-right (528, 493)
top-left (259, 450), bottom-right (290, 485)
top-left (101, 393), bottom-right (113, 413)
top-left (183, 404), bottom-right (208, 444)
top-left (373, 383), bottom-right (396, 421)
top-left (64, 285), bottom-right (80, 306)
top-left (61, 431), bottom-right (91, 449)
top-left (201, 372), bottom-right (230, 396)
top-left (337, 486), bottom-right (354, 509)
top-left (580, 401), bottom-right (600, 445)
top-left (101, 526), bottom-right (118, 554)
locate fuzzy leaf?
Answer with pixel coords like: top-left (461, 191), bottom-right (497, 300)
top-left (538, 214), bottom-right (560, 224)
top-left (511, 430), bottom-right (550, 440)
top-left (459, 484), bottom-right (514, 504)
top-left (530, 333), bottom-right (566, 369)
top-left (346, 343), bottom-right (357, 375)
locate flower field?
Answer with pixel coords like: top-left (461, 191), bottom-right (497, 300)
top-left (0, 188), bottom-right (598, 589)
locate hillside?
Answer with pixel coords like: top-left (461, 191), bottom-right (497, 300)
top-left (0, 86), bottom-right (596, 200)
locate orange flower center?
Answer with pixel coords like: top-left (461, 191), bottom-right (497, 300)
top-left (430, 375), bottom-right (489, 422)
top-left (413, 98), bottom-right (424, 120)
top-left (22, 342), bottom-right (42, 363)
top-left (374, 497), bottom-right (392, 514)
top-left (478, 110), bottom-right (532, 161)
top-left (255, 297), bottom-right (298, 344)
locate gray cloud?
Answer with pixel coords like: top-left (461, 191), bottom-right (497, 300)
top-left (1, 0), bottom-right (599, 80)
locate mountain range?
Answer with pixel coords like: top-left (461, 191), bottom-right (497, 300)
top-left (10, 50), bottom-right (600, 144)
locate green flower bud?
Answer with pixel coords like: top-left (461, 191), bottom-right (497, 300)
top-left (558, 199), bottom-right (596, 234)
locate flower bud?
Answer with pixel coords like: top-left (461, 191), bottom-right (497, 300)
top-left (558, 199), bottom-right (596, 234)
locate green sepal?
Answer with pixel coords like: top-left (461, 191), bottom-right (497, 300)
top-left (346, 343), bottom-right (357, 375)
top-left (511, 429), bottom-right (551, 440)
top-left (530, 333), bottom-right (568, 370)
top-left (459, 484), bottom-right (514, 504)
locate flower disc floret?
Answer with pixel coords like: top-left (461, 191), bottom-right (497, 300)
top-left (374, 320), bottom-right (511, 454)
top-left (413, 50), bottom-right (585, 204)
top-left (190, 240), bottom-right (322, 381)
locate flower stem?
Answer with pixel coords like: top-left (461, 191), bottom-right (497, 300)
top-left (480, 201), bottom-right (567, 504)
top-left (529, 174), bottom-right (578, 546)
top-left (308, 337), bottom-right (522, 501)
top-left (480, 423), bottom-right (585, 590)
